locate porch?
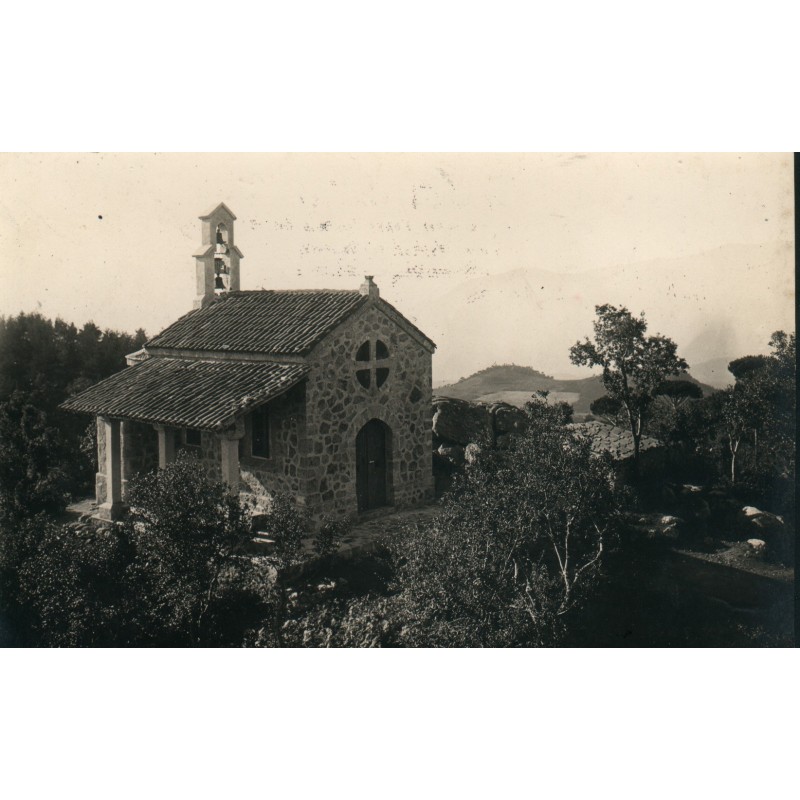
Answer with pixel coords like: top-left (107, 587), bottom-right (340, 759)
top-left (60, 356), bottom-right (310, 521)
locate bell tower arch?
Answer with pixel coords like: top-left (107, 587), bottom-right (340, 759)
top-left (193, 202), bottom-right (244, 309)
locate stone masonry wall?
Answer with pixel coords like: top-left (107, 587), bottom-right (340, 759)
top-left (238, 382), bottom-right (306, 514)
top-left (302, 300), bottom-right (434, 521)
top-left (176, 430), bottom-right (222, 482)
top-left (121, 420), bottom-right (159, 498)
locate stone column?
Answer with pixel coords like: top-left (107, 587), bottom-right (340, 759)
top-left (121, 420), bottom-right (132, 500)
top-left (217, 419), bottom-right (245, 490)
top-left (98, 416), bottom-right (124, 520)
top-left (154, 424), bottom-right (176, 469)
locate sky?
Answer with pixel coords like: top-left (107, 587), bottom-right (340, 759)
top-left (0, 153), bottom-right (794, 384)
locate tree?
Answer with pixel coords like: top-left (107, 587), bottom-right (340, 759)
top-left (0, 393), bottom-right (70, 522)
top-left (655, 379), bottom-right (703, 411)
top-left (721, 331), bottom-right (795, 489)
top-left (589, 395), bottom-right (625, 426)
top-left (524, 389), bottom-right (573, 425)
top-left (569, 305), bottom-right (687, 471)
top-left (727, 354), bottom-right (771, 382)
top-left (719, 384), bottom-right (752, 484)
top-left (0, 312), bottom-right (148, 500)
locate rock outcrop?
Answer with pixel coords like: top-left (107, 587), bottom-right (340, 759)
top-left (431, 396), bottom-right (528, 448)
top-left (430, 396), bottom-right (529, 494)
top-left (736, 506), bottom-right (790, 558)
top-left (432, 397), bottom-right (494, 447)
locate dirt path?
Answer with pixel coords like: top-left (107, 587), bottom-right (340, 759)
top-left (300, 502), bottom-right (440, 558)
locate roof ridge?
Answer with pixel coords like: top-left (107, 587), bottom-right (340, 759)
top-left (145, 290), bottom-right (370, 355)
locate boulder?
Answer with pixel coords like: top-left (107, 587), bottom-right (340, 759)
top-left (491, 402), bottom-right (528, 435)
top-left (659, 515), bottom-right (686, 538)
top-left (737, 506), bottom-right (784, 534)
top-left (624, 512), bottom-right (685, 542)
top-left (736, 507), bottom-right (790, 559)
top-left (437, 443), bottom-right (466, 468)
top-left (432, 397), bottom-right (493, 446)
top-left (657, 515), bottom-right (685, 540)
top-left (747, 538), bottom-right (767, 554)
top-left (464, 442), bottom-right (482, 465)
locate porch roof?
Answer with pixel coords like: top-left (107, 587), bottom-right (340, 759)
top-left (61, 357), bottom-right (309, 431)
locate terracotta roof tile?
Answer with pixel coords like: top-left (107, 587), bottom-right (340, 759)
top-left (147, 290), bottom-right (368, 355)
top-left (61, 357), bottom-right (309, 430)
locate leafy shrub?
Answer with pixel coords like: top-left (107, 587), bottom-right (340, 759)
top-left (258, 492), bottom-right (308, 562)
top-left (0, 394), bottom-right (70, 522)
top-left (5, 456), bottom-right (281, 646)
top-left (313, 515), bottom-right (350, 558)
top-left (282, 594), bottom-right (398, 648)
top-left (122, 454), bottom-right (260, 645)
top-left (17, 517), bottom-right (136, 647)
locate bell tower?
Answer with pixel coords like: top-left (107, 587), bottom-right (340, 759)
top-left (194, 202), bottom-right (244, 309)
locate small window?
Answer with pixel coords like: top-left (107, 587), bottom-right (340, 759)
top-left (356, 341), bottom-right (370, 362)
top-left (375, 340), bottom-right (389, 360)
top-left (376, 367), bottom-right (389, 387)
top-left (251, 406), bottom-right (270, 459)
top-left (184, 428), bottom-right (201, 448)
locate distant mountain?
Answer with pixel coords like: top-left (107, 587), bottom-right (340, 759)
top-left (435, 364), bottom-right (716, 413)
top-left (416, 241), bottom-right (793, 385)
top-left (687, 357), bottom-right (735, 389)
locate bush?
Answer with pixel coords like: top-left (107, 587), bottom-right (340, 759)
top-left (257, 493), bottom-right (307, 562)
top-left (0, 394), bottom-right (70, 522)
top-left (5, 456), bottom-right (284, 646)
top-left (313, 515), bottom-right (350, 558)
top-left (17, 518), bottom-right (137, 647)
top-left (282, 594), bottom-right (398, 648)
top-left (121, 455), bottom-right (263, 645)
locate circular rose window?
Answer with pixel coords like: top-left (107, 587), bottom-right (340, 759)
top-left (355, 339), bottom-right (390, 388)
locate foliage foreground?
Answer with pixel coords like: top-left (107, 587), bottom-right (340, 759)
top-left (1, 401), bottom-right (624, 647)
top-left (285, 399), bottom-right (624, 647)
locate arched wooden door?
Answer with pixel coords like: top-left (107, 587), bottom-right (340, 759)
top-left (356, 419), bottom-right (390, 512)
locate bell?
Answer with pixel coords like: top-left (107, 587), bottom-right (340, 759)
top-left (215, 274), bottom-right (225, 290)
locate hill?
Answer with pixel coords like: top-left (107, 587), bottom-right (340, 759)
top-left (435, 364), bottom-right (715, 413)
top-left (686, 357), bottom-right (735, 389)
top-left (415, 241), bottom-right (793, 386)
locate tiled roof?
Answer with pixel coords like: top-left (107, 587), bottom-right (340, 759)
top-left (147, 290), bottom-right (369, 355)
top-left (377, 298), bottom-right (437, 352)
top-left (61, 357), bottom-right (309, 430)
top-left (569, 421), bottom-right (663, 461)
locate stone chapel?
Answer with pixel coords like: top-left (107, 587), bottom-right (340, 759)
top-left (62, 203), bottom-right (436, 522)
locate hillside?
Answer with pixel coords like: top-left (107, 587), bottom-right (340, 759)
top-left (415, 241), bottom-right (793, 386)
top-left (435, 364), bottom-right (715, 413)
